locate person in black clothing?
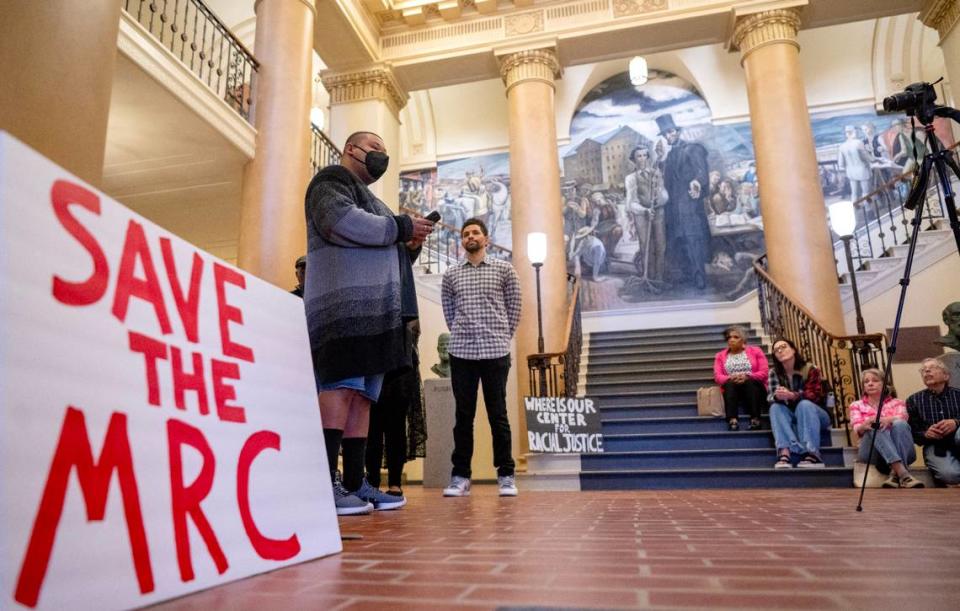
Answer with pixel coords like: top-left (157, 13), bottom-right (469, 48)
top-left (365, 320), bottom-right (427, 506)
top-left (291, 255), bottom-right (305, 297)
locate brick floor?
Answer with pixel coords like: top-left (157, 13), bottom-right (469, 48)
top-left (155, 486), bottom-right (960, 610)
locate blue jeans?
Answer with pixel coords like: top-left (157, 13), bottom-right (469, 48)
top-left (923, 428), bottom-right (960, 485)
top-left (857, 420), bottom-right (916, 467)
top-left (769, 400), bottom-right (830, 457)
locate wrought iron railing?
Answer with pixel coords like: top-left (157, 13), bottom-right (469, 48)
top-left (754, 255), bottom-right (887, 441)
top-left (123, 0), bottom-right (258, 122)
top-left (838, 143), bottom-right (959, 274)
top-left (310, 124), bottom-right (341, 173)
top-left (400, 206), bottom-right (513, 274)
top-left (527, 275), bottom-right (582, 397)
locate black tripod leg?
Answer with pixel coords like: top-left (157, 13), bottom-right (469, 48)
top-left (855, 155), bottom-right (934, 512)
top-left (935, 151), bottom-right (960, 254)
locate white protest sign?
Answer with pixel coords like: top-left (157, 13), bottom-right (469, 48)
top-left (0, 133), bottom-right (341, 609)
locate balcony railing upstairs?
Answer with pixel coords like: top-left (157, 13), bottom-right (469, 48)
top-left (310, 124), bottom-right (341, 174)
top-left (836, 143), bottom-right (959, 276)
top-left (527, 274), bottom-right (582, 398)
top-left (400, 206), bottom-right (513, 275)
top-left (754, 255), bottom-right (887, 442)
top-left (123, 0), bottom-right (258, 122)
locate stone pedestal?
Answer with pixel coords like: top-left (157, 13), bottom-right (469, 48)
top-left (941, 352), bottom-right (960, 387)
top-left (422, 378), bottom-right (496, 487)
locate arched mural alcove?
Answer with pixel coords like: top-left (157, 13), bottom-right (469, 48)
top-left (561, 69), bottom-right (764, 312)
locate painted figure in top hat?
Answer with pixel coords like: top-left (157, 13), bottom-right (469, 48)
top-left (657, 113), bottom-right (712, 290)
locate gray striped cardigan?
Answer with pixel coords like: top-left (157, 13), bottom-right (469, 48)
top-left (304, 165), bottom-right (418, 384)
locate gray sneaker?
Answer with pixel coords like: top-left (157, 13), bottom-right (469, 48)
top-left (443, 475), bottom-right (471, 497)
top-left (356, 478), bottom-right (407, 510)
top-left (332, 473), bottom-right (373, 515)
top-left (498, 475), bottom-right (518, 497)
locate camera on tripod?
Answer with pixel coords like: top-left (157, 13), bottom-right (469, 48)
top-left (882, 82), bottom-right (938, 117)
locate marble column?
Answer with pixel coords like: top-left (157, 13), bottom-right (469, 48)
top-left (921, 0), bottom-right (960, 101)
top-left (497, 46), bottom-right (569, 446)
top-left (236, 0), bottom-right (315, 286)
top-left (731, 6), bottom-right (846, 334)
top-left (0, 0), bottom-right (122, 186)
top-left (321, 65), bottom-right (408, 210)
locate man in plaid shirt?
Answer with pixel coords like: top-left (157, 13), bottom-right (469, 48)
top-left (907, 357), bottom-right (960, 486)
top-left (440, 218), bottom-right (522, 497)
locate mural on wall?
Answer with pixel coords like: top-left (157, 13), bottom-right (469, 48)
top-left (399, 167), bottom-right (437, 215)
top-left (402, 69), bottom-right (953, 313)
top-left (436, 153), bottom-right (513, 246)
top-left (563, 70), bottom-right (763, 311)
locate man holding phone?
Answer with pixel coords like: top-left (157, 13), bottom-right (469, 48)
top-left (305, 130), bottom-right (435, 514)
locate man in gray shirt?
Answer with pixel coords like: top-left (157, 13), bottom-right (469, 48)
top-left (440, 218), bottom-right (522, 497)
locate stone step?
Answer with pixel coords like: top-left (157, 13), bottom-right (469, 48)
top-left (588, 323), bottom-right (755, 341)
top-left (580, 467), bottom-right (852, 490)
top-left (581, 447), bottom-right (846, 471)
top-left (589, 330), bottom-right (759, 349)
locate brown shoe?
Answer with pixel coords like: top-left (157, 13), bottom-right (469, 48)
top-left (881, 475), bottom-right (900, 488)
top-left (899, 475), bottom-right (925, 489)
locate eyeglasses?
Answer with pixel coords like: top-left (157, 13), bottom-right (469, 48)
top-left (773, 345), bottom-right (791, 353)
top-left (919, 367), bottom-right (943, 374)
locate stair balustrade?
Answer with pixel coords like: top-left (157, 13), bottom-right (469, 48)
top-left (310, 124), bottom-right (341, 174)
top-left (835, 143), bottom-right (959, 276)
top-left (527, 275), bottom-right (582, 397)
top-left (123, 0), bottom-right (258, 122)
top-left (754, 255), bottom-right (886, 441)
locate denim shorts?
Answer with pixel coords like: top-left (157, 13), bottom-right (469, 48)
top-left (317, 374), bottom-right (385, 402)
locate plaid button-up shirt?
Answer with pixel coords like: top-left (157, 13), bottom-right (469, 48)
top-left (906, 386), bottom-right (960, 446)
top-left (441, 255), bottom-right (522, 360)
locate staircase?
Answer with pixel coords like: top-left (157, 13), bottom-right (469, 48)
top-left (838, 218), bottom-right (958, 310)
top-left (572, 323), bottom-right (852, 489)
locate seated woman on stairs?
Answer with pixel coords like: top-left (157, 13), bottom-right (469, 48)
top-left (713, 325), bottom-right (768, 431)
top-left (848, 368), bottom-right (924, 488)
top-left (767, 338), bottom-right (830, 468)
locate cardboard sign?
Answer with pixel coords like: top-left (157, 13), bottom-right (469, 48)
top-left (523, 396), bottom-right (604, 453)
top-left (0, 133), bottom-right (341, 610)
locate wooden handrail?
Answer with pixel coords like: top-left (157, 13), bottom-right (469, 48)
top-left (527, 275), bottom-right (580, 361)
top-left (526, 275), bottom-right (582, 397)
top-left (753, 254), bottom-right (889, 441)
top-left (752, 261), bottom-right (883, 345)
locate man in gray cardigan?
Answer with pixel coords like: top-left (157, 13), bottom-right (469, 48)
top-left (304, 131), bottom-right (434, 515)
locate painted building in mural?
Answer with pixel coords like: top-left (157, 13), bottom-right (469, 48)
top-left (401, 69), bottom-right (953, 314)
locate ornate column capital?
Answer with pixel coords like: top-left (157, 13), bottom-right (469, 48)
top-left (920, 0), bottom-right (960, 40)
top-left (730, 6), bottom-right (803, 65)
top-left (495, 46), bottom-right (562, 95)
top-left (320, 64), bottom-right (409, 119)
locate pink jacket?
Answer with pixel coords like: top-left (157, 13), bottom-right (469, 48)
top-left (713, 345), bottom-right (769, 388)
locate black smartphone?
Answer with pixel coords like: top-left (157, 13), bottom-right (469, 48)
top-left (425, 210), bottom-right (441, 223)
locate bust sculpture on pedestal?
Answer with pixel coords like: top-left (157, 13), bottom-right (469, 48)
top-left (431, 332), bottom-right (451, 378)
top-left (935, 302), bottom-right (960, 385)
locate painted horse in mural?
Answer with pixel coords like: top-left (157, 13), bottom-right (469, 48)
top-left (485, 179), bottom-right (511, 240)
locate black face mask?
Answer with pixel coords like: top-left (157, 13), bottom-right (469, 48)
top-left (350, 145), bottom-right (389, 181)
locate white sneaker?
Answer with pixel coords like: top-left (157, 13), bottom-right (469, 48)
top-left (443, 475), bottom-right (471, 497)
top-left (498, 475), bottom-right (518, 497)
